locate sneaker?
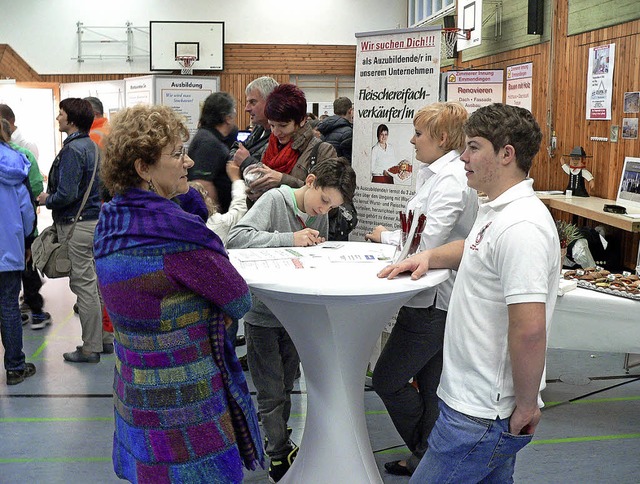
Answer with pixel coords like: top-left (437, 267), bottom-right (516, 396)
top-left (268, 445), bottom-right (299, 483)
top-left (6, 362), bottom-right (37, 385)
top-left (31, 312), bottom-right (52, 330)
top-left (63, 349), bottom-right (100, 363)
top-left (76, 342), bottom-right (114, 354)
top-left (21, 313), bottom-right (31, 326)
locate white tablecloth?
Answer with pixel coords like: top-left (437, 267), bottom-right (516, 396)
top-left (229, 242), bottom-right (450, 484)
top-left (550, 287), bottom-right (640, 353)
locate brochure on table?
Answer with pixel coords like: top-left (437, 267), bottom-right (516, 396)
top-left (229, 243), bottom-right (397, 271)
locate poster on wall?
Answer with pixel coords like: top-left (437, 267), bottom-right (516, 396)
top-left (445, 70), bottom-right (503, 113)
top-left (318, 102), bottom-right (334, 117)
top-left (155, 77), bottom-right (218, 141)
top-left (352, 26), bottom-right (441, 241)
top-left (505, 62), bottom-right (533, 112)
top-left (124, 75), bottom-right (219, 141)
top-left (586, 43), bottom-right (615, 120)
top-left (622, 118), bottom-right (638, 140)
top-left (624, 92), bottom-right (640, 113)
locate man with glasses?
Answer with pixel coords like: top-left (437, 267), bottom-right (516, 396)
top-left (187, 92), bottom-right (238, 213)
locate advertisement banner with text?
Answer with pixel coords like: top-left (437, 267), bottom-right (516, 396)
top-left (445, 69), bottom-right (503, 113)
top-left (586, 43), bottom-right (615, 120)
top-left (506, 62), bottom-right (533, 112)
top-left (351, 26), bottom-right (441, 240)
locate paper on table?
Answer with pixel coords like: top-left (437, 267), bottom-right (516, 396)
top-left (328, 254), bottom-right (379, 263)
top-left (232, 258), bottom-right (304, 271)
top-left (230, 248), bottom-right (303, 261)
top-left (558, 279), bottom-right (577, 296)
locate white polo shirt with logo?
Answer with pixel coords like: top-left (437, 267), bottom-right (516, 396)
top-left (437, 179), bottom-right (560, 419)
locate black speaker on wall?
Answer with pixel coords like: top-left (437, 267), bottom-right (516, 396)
top-left (527, 0), bottom-right (544, 35)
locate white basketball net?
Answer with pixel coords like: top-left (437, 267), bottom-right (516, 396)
top-left (176, 56), bottom-right (196, 75)
top-left (442, 29), bottom-right (460, 59)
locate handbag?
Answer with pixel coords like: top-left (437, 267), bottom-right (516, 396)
top-left (31, 144), bottom-right (99, 278)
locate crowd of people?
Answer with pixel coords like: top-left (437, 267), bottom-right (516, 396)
top-left (1, 75), bottom-right (561, 482)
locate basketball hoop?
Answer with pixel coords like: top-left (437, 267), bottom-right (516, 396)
top-left (441, 28), bottom-right (471, 59)
top-left (176, 55), bottom-right (196, 75)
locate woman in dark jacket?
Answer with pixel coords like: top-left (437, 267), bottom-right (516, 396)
top-left (36, 98), bottom-right (107, 363)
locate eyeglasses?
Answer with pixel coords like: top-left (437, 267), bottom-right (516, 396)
top-left (166, 145), bottom-right (187, 160)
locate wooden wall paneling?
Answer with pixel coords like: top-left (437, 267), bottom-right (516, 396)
top-left (0, 45), bottom-right (42, 81)
top-left (568, 0), bottom-right (640, 36)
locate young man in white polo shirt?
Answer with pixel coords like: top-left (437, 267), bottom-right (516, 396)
top-left (379, 103), bottom-right (560, 482)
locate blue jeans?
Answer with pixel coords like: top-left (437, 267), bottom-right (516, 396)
top-left (410, 400), bottom-right (533, 484)
top-left (0, 271), bottom-right (26, 371)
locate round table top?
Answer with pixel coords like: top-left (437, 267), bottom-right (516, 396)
top-left (228, 241), bottom-right (450, 299)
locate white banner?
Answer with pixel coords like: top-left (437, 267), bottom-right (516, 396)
top-left (352, 27), bottom-right (441, 240)
top-left (586, 43), bottom-right (615, 120)
top-left (506, 62), bottom-right (533, 112)
top-left (446, 70), bottom-right (503, 113)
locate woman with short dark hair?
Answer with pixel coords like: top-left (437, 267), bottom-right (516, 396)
top-left (36, 98), bottom-right (107, 363)
top-left (243, 83), bottom-right (336, 200)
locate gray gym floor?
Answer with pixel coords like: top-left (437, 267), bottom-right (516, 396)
top-left (3, 273), bottom-right (640, 483)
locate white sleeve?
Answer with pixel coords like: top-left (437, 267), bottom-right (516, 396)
top-left (418, 171), bottom-right (471, 250)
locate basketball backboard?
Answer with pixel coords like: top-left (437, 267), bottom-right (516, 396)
top-left (457, 0), bottom-right (482, 51)
top-left (150, 21), bottom-right (224, 71)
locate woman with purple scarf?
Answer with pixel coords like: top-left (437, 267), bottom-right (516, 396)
top-left (94, 104), bottom-right (263, 483)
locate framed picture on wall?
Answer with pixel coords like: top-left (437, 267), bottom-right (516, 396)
top-left (622, 118), bottom-right (638, 140)
top-left (624, 92), bottom-right (640, 113)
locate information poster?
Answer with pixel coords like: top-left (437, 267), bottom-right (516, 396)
top-left (506, 62), bottom-right (533, 112)
top-left (156, 77), bottom-right (218, 141)
top-left (352, 26), bottom-right (441, 240)
top-left (446, 70), bottom-right (504, 113)
top-left (124, 75), bottom-right (219, 141)
top-left (586, 43), bottom-right (615, 120)
top-left (124, 76), bottom-right (154, 108)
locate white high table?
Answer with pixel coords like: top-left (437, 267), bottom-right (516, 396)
top-left (228, 242), bottom-right (449, 484)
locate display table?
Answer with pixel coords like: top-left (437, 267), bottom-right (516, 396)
top-left (228, 242), bottom-right (449, 484)
top-left (537, 194), bottom-right (640, 232)
top-left (550, 286), bottom-right (640, 353)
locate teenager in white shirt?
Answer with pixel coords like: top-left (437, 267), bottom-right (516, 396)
top-left (380, 103), bottom-right (560, 483)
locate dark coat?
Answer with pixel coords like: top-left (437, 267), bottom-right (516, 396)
top-left (317, 115), bottom-right (353, 161)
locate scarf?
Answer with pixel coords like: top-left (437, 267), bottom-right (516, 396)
top-left (94, 187), bottom-right (226, 258)
top-left (262, 133), bottom-right (300, 174)
top-left (94, 188), bottom-right (264, 471)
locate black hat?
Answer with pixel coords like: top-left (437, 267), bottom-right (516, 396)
top-left (566, 146), bottom-right (591, 158)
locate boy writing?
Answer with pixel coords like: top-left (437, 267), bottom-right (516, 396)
top-left (226, 157), bottom-right (356, 483)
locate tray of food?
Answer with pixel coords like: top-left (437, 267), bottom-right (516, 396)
top-left (563, 268), bottom-right (640, 301)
